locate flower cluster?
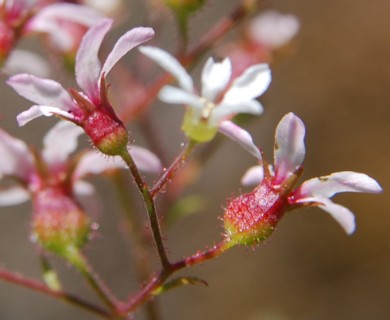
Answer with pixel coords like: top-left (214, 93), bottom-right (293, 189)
top-left (0, 2), bottom-right (383, 319)
top-left (0, 121), bottom-right (161, 256)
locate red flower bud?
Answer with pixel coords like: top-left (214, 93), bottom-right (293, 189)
top-left (32, 187), bottom-right (90, 257)
top-left (70, 86), bottom-right (128, 156)
top-left (223, 175), bottom-right (292, 246)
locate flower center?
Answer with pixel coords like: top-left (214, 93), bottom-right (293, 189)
top-left (199, 97), bottom-right (216, 120)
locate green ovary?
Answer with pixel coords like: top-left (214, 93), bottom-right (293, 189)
top-left (182, 110), bottom-right (217, 142)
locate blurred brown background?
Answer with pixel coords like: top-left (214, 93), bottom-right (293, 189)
top-left (0, 0), bottom-right (389, 319)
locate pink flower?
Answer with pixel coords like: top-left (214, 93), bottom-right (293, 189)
top-left (0, 121), bottom-right (162, 208)
top-left (0, 1), bottom-right (105, 61)
top-left (224, 113), bottom-right (382, 246)
top-left (0, 122), bottom-right (161, 254)
top-left (26, 3), bottom-right (106, 54)
top-left (7, 19), bottom-right (154, 155)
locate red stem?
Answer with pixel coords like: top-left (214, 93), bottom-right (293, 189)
top-left (124, 241), bottom-right (229, 314)
top-left (150, 140), bottom-right (196, 198)
top-left (0, 268), bottom-right (110, 318)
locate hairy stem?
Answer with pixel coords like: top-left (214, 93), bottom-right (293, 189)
top-left (150, 140), bottom-right (197, 197)
top-left (120, 149), bottom-right (170, 269)
top-left (0, 268), bottom-right (110, 318)
top-left (125, 240), bottom-right (229, 314)
top-left (112, 173), bottom-right (161, 320)
top-left (68, 250), bottom-right (120, 313)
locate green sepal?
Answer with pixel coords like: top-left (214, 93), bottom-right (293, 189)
top-left (153, 276), bottom-right (208, 296)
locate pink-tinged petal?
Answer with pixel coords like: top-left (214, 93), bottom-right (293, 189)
top-left (42, 121), bottom-right (84, 165)
top-left (7, 74), bottom-right (74, 107)
top-left (295, 196), bottom-right (356, 235)
top-left (0, 186), bottom-right (30, 207)
top-left (74, 146), bottom-right (162, 179)
top-left (26, 3), bottom-right (106, 51)
top-left (75, 19), bottom-right (112, 98)
top-left (0, 129), bottom-right (34, 180)
top-left (128, 145), bottom-right (162, 173)
top-left (201, 57), bottom-right (231, 101)
top-left (159, 86), bottom-right (203, 110)
top-left (222, 64), bottom-right (271, 104)
top-left (73, 151), bottom-right (124, 179)
top-left (3, 50), bottom-right (50, 77)
top-left (211, 99), bottom-right (263, 125)
top-left (274, 113), bottom-right (305, 183)
top-left (101, 27), bottom-right (155, 79)
top-left (28, 3), bottom-right (105, 30)
top-left (297, 171), bottom-right (383, 198)
top-left (241, 165), bottom-right (264, 186)
top-left (218, 121), bottom-right (261, 159)
top-left (16, 105), bottom-right (76, 126)
top-left (139, 46), bottom-right (193, 92)
top-left (16, 106), bottom-right (48, 126)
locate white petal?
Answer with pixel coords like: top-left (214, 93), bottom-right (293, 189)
top-left (128, 145), bottom-right (162, 173)
top-left (74, 180), bottom-right (95, 196)
top-left (0, 186), bottom-right (30, 207)
top-left (16, 105), bottom-right (76, 126)
top-left (218, 121), bottom-right (261, 159)
top-left (295, 196), bottom-right (356, 235)
top-left (201, 57), bottom-right (231, 101)
top-left (274, 113), bottom-right (305, 183)
top-left (241, 165), bottom-right (264, 186)
top-left (74, 146), bottom-right (162, 179)
top-left (0, 129), bottom-right (35, 180)
top-left (222, 64), bottom-right (271, 104)
top-left (3, 50), bottom-right (50, 77)
top-left (16, 106), bottom-right (47, 126)
top-left (298, 171), bottom-right (383, 198)
top-left (249, 10), bottom-right (300, 49)
top-left (210, 99), bottom-right (263, 125)
top-left (73, 151), bottom-right (124, 179)
top-left (75, 19), bottom-right (112, 99)
top-left (159, 86), bottom-right (202, 109)
top-left (7, 74), bottom-right (74, 107)
top-left (42, 121), bottom-right (84, 165)
top-left (101, 27), bottom-right (155, 79)
top-left (139, 46), bottom-right (193, 92)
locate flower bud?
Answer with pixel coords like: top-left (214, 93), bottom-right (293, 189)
top-left (32, 188), bottom-right (90, 258)
top-left (223, 177), bottom-right (289, 246)
top-left (82, 108), bottom-right (128, 156)
top-left (70, 88), bottom-right (129, 156)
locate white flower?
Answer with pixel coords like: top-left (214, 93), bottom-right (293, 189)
top-left (241, 113), bottom-right (382, 234)
top-left (249, 10), bottom-right (300, 49)
top-left (139, 46), bottom-right (272, 158)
